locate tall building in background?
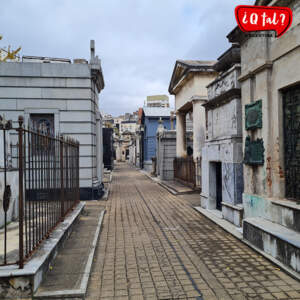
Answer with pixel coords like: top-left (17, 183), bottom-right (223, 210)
top-left (145, 95), bottom-right (169, 108)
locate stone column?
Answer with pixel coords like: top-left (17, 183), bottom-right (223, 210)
top-left (116, 142), bottom-right (122, 162)
top-left (192, 98), bottom-right (207, 160)
top-left (170, 112), bottom-right (175, 130)
top-left (176, 111), bottom-right (186, 157)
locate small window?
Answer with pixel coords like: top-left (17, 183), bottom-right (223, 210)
top-left (30, 114), bottom-right (54, 134)
top-left (30, 114), bottom-right (55, 153)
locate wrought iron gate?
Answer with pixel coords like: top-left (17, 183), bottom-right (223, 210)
top-left (283, 85), bottom-right (300, 200)
top-left (1, 115), bottom-right (80, 268)
top-left (173, 157), bottom-right (196, 188)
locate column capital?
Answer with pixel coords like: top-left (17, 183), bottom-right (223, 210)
top-left (175, 110), bottom-right (186, 117)
top-left (191, 95), bottom-right (207, 104)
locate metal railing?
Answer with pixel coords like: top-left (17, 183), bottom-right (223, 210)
top-left (173, 156), bottom-right (196, 188)
top-left (1, 115), bottom-right (80, 268)
top-left (195, 157), bottom-right (201, 188)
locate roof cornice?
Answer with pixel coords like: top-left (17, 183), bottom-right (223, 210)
top-left (169, 61), bottom-right (217, 95)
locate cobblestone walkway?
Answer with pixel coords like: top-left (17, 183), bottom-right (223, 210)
top-left (86, 164), bottom-right (300, 300)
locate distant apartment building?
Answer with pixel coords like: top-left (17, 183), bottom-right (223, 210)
top-left (103, 113), bottom-right (114, 128)
top-left (117, 111), bottom-right (139, 134)
top-left (120, 120), bottom-right (138, 133)
top-left (0, 40), bottom-right (105, 200)
top-left (145, 95), bottom-right (169, 108)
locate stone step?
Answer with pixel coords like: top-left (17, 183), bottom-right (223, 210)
top-left (243, 217), bottom-right (300, 274)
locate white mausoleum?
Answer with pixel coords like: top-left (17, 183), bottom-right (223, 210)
top-left (0, 40), bottom-right (105, 200)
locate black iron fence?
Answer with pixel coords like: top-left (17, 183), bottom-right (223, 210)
top-left (173, 157), bottom-right (201, 189)
top-left (195, 157), bottom-right (201, 188)
top-left (174, 156), bottom-right (196, 188)
top-left (1, 115), bottom-right (80, 269)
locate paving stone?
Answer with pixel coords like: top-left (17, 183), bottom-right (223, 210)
top-left (261, 293), bottom-right (276, 299)
top-left (85, 164), bottom-right (300, 300)
top-left (286, 290), bottom-right (300, 297)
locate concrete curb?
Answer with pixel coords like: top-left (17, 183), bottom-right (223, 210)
top-left (0, 221), bottom-right (19, 233)
top-left (193, 206), bottom-right (300, 281)
top-left (34, 209), bottom-right (106, 299)
top-left (0, 202), bottom-right (85, 293)
top-left (140, 170), bottom-right (178, 194)
top-left (193, 206), bottom-right (242, 240)
top-left (156, 181), bottom-right (178, 195)
top-left (139, 170), bottom-right (178, 196)
top-left (140, 170), bottom-right (198, 196)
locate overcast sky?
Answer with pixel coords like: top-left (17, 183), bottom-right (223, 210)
top-left (1, 0), bottom-right (253, 117)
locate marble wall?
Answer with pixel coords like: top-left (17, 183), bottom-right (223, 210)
top-left (0, 60), bottom-right (104, 200)
top-left (201, 63), bottom-right (244, 226)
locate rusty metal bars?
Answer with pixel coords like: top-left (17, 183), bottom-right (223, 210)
top-left (1, 116), bottom-right (80, 268)
top-left (195, 157), bottom-right (201, 188)
top-left (21, 122), bottom-right (80, 266)
top-left (173, 157), bottom-right (196, 188)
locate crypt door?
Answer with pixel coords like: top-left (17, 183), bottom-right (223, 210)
top-left (216, 162), bottom-right (222, 210)
top-left (283, 85), bottom-right (300, 200)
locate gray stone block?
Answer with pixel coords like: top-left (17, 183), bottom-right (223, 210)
top-left (17, 99), bottom-right (67, 110)
top-left (0, 87), bottom-right (42, 98)
top-left (60, 111), bottom-right (92, 122)
top-left (244, 217), bottom-right (300, 273)
top-left (41, 87), bottom-right (90, 99)
top-left (0, 99), bottom-right (17, 110)
top-left (66, 100), bottom-right (92, 111)
top-left (40, 63), bottom-right (90, 78)
top-left (222, 162), bottom-right (243, 205)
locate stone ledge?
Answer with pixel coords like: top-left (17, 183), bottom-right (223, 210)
top-left (140, 170), bottom-right (199, 195)
top-left (194, 206), bottom-right (242, 240)
top-left (244, 217), bottom-right (300, 249)
top-left (244, 217), bottom-right (300, 275)
top-left (271, 199), bottom-right (300, 211)
top-left (194, 207), bottom-right (300, 281)
top-left (205, 135), bottom-right (242, 144)
top-left (203, 88), bottom-right (241, 110)
top-left (0, 202), bottom-right (85, 294)
top-left (221, 201), bottom-right (243, 211)
top-left (222, 202), bottom-right (244, 227)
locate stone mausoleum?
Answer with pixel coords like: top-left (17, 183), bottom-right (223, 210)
top-left (169, 60), bottom-right (217, 188)
top-left (201, 44), bottom-right (244, 227)
top-left (228, 0), bottom-right (300, 274)
top-left (156, 123), bottom-right (193, 182)
top-left (0, 40), bottom-right (105, 200)
top-left (201, 45), bottom-right (243, 226)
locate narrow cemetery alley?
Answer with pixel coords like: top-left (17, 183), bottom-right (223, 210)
top-left (1, 2), bottom-right (300, 299)
top-left (85, 163), bottom-right (300, 300)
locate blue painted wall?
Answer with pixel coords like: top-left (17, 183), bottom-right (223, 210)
top-left (143, 117), bottom-right (176, 162)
